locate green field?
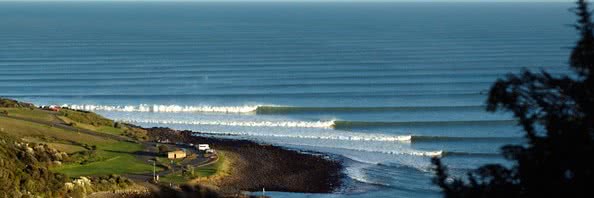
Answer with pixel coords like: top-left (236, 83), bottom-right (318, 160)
top-left (196, 152), bottom-right (228, 177)
top-left (0, 105), bottom-right (158, 178)
top-left (54, 141), bottom-right (155, 176)
top-left (58, 115), bottom-right (125, 136)
top-left (0, 107), bottom-right (60, 122)
top-left (0, 117), bottom-right (112, 145)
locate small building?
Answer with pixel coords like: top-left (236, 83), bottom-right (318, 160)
top-left (167, 150), bottom-right (186, 159)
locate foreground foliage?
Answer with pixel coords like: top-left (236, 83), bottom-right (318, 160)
top-left (432, 1), bottom-right (594, 197)
top-left (0, 133), bottom-right (68, 197)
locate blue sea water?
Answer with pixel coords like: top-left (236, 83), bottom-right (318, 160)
top-left (0, 2), bottom-right (576, 197)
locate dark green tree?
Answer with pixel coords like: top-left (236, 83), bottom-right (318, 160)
top-left (432, 1), bottom-right (594, 197)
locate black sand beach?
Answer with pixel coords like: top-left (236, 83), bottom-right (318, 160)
top-left (146, 127), bottom-right (344, 194)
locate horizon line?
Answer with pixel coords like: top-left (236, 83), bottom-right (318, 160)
top-left (0, 0), bottom-right (575, 3)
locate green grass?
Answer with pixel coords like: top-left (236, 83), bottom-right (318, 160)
top-left (0, 107), bottom-right (58, 122)
top-left (97, 126), bottom-right (125, 135)
top-left (58, 116), bottom-right (125, 136)
top-left (54, 141), bottom-right (158, 176)
top-left (60, 109), bottom-right (114, 127)
top-left (1, 107), bottom-right (159, 177)
top-left (157, 156), bottom-right (184, 165)
top-left (196, 152), bottom-right (227, 177)
top-left (0, 117), bottom-right (112, 145)
top-left (21, 137), bottom-right (87, 153)
top-left (159, 173), bottom-right (188, 184)
top-left (46, 143), bottom-right (87, 153)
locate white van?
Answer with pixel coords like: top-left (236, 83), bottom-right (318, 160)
top-left (198, 144), bottom-right (210, 151)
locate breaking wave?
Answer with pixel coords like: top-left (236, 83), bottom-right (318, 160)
top-left (61, 104), bottom-right (259, 113)
top-left (192, 131), bottom-right (413, 142)
top-left (255, 105), bottom-right (484, 114)
top-left (119, 117), bottom-right (516, 131)
top-left (60, 104), bottom-right (485, 114)
top-left (345, 148), bottom-right (443, 157)
top-left (333, 120), bottom-right (516, 129)
top-left (122, 119), bottom-right (442, 157)
top-left (121, 118), bottom-right (337, 129)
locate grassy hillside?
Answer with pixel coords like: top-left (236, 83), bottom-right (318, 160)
top-left (0, 110), bottom-right (155, 175)
top-left (0, 107), bottom-right (59, 122)
top-left (0, 98), bottom-right (158, 196)
top-left (55, 141), bottom-right (152, 176)
top-left (0, 98), bottom-right (35, 108)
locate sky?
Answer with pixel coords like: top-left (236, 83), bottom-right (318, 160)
top-left (0, 0), bottom-right (576, 2)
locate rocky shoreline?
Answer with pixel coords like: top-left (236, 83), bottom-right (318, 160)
top-left (145, 127), bottom-right (344, 194)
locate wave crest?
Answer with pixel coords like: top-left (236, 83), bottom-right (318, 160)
top-left (59, 104), bottom-right (487, 115)
top-left (334, 147), bottom-right (443, 157)
top-left (192, 131), bottom-right (412, 142)
top-left (61, 104), bottom-right (259, 113)
top-left (121, 118), bottom-right (337, 129)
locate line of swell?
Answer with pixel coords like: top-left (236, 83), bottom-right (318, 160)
top-left (343, 150), bottom-right (498, 158)
top-left (256, 105), bottom-right (485, 114)
top-left (121, 118), bottom-right (517, 145)
top-left (62, 104), bottom-right (259, 113)
top-left (357, 149), bottom-right (444, 157)
top-left (6, 91), bottom-right (485, 98)
top-left (121, 118), bottom-right (337, 129)
top-left (191, 131), bottom-right (412, 142)
top-left (191, 132), bottom-right (443, 158)
top-left (410, 136), bottom-right (523, 143)
top-left (188, 131), bottom-right (520, 144)
top-left (0, 81), bottom-right (495, 88)
top-left (442, 151), bottom-right (502, 158)
top-left (60, 104), bottom-right (486, 114)
top-left (333, 120), bottom-right (517, 129)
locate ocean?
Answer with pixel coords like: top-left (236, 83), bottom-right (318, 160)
top-left (0, 2), bottom-right (575, 197)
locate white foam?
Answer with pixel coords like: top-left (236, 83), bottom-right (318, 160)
top-left (410, 150), bottom-right (443, 157)
top-left (189, 131), bottom-right (437, 157)
top-left (345, 164), bottom-right (389, 187)
top-left (276, 140), bottom-right (443, 157)
top-left (61, 104), bottom-right (259, 113)
top-left (334, 147), bottom-right (442, 157)
top-left (191, 130), bottom-right (412, 142)
top-left (121, 118), bottom-right (337, 129)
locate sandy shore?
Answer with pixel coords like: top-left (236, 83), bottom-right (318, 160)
top-left (145, 127), bottom-right (344, 194)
